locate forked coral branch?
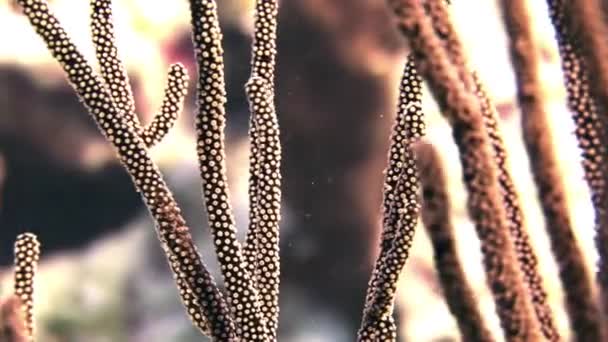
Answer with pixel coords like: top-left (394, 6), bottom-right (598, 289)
top-left (15, 0), bottom-right (282, 340)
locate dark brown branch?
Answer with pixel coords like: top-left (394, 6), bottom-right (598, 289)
top-left (385, 0), bottom-right (540, 339)
top-left (415, 142), bottom-right (494, 342)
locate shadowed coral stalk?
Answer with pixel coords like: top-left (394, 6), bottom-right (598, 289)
top-left (425, 3), bottom-right (557, 336)
top-left (415, 141), bottom-right (493, 342)
top-left (474, 72), bottom-right (559, 341)
top-left (0, 296), bottom-right (28, 342)
top-left (358, 56), bottom-right (423, 342)
top-left (385, 0), bottom-right (540, 339)
top-left (500, 1), bottom-right (603, 340)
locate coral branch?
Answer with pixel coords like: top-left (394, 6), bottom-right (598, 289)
top-left (13, 233), bottom-right (39, 341)
top-left (546, 0), bottom-right (608, 324)
top-left (243, 8), bottom-right (281, 328)
top-left (500, 1), bottom-right (601, 339)
top-left (90, 0), bottom-right (138, 127)
top-left (140, 64), bottom-right (188, 148)
top-left (188, 0), bottom-right (269, 339)
top-left (244, 77), bottom-right (282, 338)
top-left (474, 72), bottom-right (559, 341)
top-left (385, 0), bottom-right (539, 339)
top-left (415, 142), bottom-right (493, 342)
top-left (358, 57), bottom-right (423, 341)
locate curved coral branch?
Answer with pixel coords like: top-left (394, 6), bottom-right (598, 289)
top-left (140, 63), bottom-right (188, 148)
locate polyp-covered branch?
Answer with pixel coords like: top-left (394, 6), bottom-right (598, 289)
top-left (415, 142), bottom-right (493, 342)
top-left (13, 233), bottom-right (40, 341)
top-left (245, 77), bottom-right (281, 339)
top-left (90, 0), bottom-right (138, 127)
top-left (500, 1), bottom-right (599, 340)
top-left (474, 72), bottom-right (559, 341)
top-left (243, 0), bottom-right (279, 279)
top-left (358, 57), bottom-right (423, 342)
top-left (385, 0), bottom-right (539, 339)
top-left (189, 0), bottom-right (269, 339)
top-left (140, 64), bottom-right (188, 147)
top-left (15, 1), bottom-right (236, 339)
top-left (546, 0), bottom-right (608, 324)
top-left (243, 8), bottom-right (281, 336)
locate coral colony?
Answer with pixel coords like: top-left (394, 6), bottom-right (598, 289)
top-left (2, 0), bottom-right (608, 341)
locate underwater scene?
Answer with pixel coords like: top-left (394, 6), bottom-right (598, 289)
top-left (1, 0), bottom-right (608, 341)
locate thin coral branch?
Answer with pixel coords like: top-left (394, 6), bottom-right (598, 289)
top-left (188, 0), bottom-right (269, 339)
top-left (250, 0), bottom-right (278, 87)
top-left (90, 0), bottom-right (138, 127)
top-left (358, 57), bottom-right (423, 342)
top-left (140, 63), bottom-right (188, 148)
top-left (13, 233), bottom-right (39, 341)
top-left (15, 1), bottom-right (236, 339)
top-left (415, 141), bottom-right (494, 342)
top-left (385, 0), bottom-right (540, 339)
top-left (474, 72), bottom-right (559, 341)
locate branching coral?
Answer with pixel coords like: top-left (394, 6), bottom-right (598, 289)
top-left (14, 0), bottom-right (281, 340)
top-left (384, 0), bottom-right (540, 339)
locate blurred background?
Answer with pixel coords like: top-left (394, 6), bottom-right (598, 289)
top-left (0, 0), bottom-right (600, 341)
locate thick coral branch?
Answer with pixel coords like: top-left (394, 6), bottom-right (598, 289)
top-left (385, 0), bottom-right (539, 339)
